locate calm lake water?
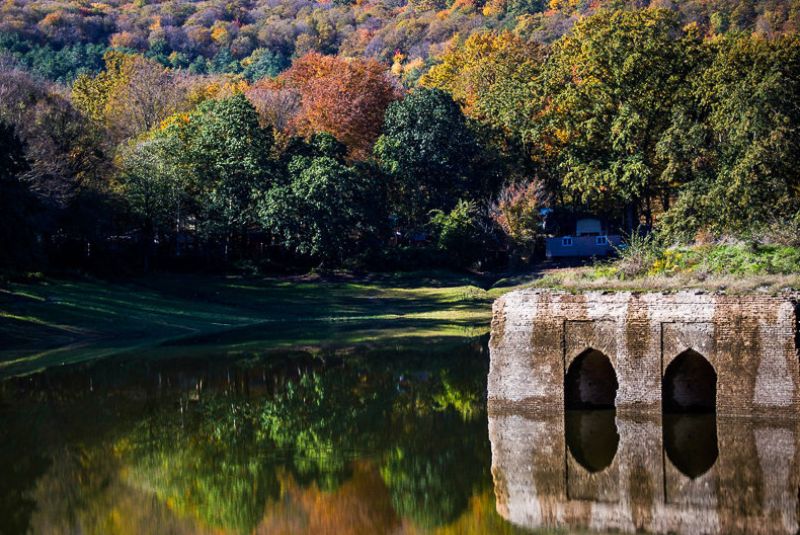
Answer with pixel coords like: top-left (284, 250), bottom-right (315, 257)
top-left (0, 336), bottom-right (797, 534)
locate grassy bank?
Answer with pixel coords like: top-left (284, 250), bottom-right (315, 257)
top-left (0, 271), bottom-right (517, 377)
top-left (526, 242), bottom-right (800, 294)
top-left (6, 245), bottom-right (796, 378)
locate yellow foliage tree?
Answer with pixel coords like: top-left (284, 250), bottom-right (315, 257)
top-left (72, 50), bottom-right (130, 122)
top-left (72, 51), bottom-right (188, 142)
top-left (185, 75), bottom-right (249, 108)
top-left (482, 0), bottom-right (506, 17)
top-left (210, 21), bottom-right (231, 46)
top-left (420, 31), bottom-right (543, 133)
top-left (548, 0), bottom-right (581, 12)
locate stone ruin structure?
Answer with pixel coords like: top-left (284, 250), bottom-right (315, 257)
top-left (487, 289), bottom-right (800, 533)
top-left (488, 290), bottom-right (800, 416)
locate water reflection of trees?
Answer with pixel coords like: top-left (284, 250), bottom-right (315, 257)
top-left (123, 352), bottom-right (489, 532)
top-left (1, 339), bottom-right (496, 534)
top-left (0, 408), bottom-right (50, 535)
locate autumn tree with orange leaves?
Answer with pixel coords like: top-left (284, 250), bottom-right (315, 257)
top-left (278, 52), bottom-right (401, 159)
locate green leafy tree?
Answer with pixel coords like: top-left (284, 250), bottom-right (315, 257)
top-left (428, 200), bottom-right (486, 268)
top-left (659, 34), bottom-right (800, 236)
top-left (260, 134), bottom-right (380, 265)
top-left (542, 9), bottom-right (692, 228)
top-left (182, 94), bottom-right (275, 258)
top-left (374, 88), bottom-right (485, 228)
top-left (209, 48), bottom-right (241, 74)
top-left (117, 135), bottom-right (190, 269)
top-left (242, 48), bottom-right (289, 82)
top-left (0, 33), bottom-right (106, 84)
top-left (420, 32), bottom-right (544, 189)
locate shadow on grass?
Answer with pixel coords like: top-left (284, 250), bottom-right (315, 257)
top-left (0, 317), bottom-right (489, 379)
top-left (0, 273), bottom-right (499, 379)
top-left (161, 316), bottom-right (489, 349)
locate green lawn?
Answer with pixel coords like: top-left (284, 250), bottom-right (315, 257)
top-left (7, 260), bottom-right (790, 378)
top-left (0, 271), bottom-right (518, 377)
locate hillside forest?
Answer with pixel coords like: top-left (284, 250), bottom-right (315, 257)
top-left (1, 0), bottom-right (800, 273)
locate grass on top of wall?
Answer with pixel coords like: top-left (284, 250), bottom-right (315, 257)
top-left (527, 242), bottom-right (800, 294)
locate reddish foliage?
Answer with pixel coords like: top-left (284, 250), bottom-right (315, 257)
top-left (279, 52), bottom-right (402, 159)
top-left (246, 78), bottom-right (302, 134)
top-left (491, 180), bottom-right (547, 247)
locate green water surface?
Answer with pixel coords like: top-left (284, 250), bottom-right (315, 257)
top-left (0, 336), bottom-right (529, 535)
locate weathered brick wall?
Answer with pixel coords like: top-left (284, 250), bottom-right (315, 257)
top-left (488, 290), bottom-right (800, 417)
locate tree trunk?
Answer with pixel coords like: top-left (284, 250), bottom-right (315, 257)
top-left (142, 221), bottom-right (155, 273)
top-left (625, 202), bottom-right (636, 234)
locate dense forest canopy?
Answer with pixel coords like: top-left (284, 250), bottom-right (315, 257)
top-left (1, 0), bottom-right (799, 82)
top-left (1, 0), bottom-right (799, 273)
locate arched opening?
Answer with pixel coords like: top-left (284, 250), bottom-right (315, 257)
top-left (565, 349), bottom-right (618, 410)
top-left (662, 349), bottom-right (716, 413)
top-left (663, 413), bottom-right (718, 478)
top-left (566, 410), bottom-right (619, 473)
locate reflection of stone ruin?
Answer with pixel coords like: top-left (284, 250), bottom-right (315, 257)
top-left (488, 290), bottom-right (800, 416)
top-left (489, 413), bottom-right (800, 534)
top-left (487, 290), bottom-right (800, 534)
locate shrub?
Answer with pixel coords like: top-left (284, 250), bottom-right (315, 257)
top-left (753, 213), bottom-right (800, 248)
top-left (613, 229), bottom-right (663, 279)
top-left (428, 200), bottom-right (486, 268)
top-left (490, 180), bottom-right (546, 258)
top-left (702, 244), bottom-right (800, 275)
top-left (647, 248), bottom-right (700, 276)
top-left (596, 237), bottom-right (800, 281)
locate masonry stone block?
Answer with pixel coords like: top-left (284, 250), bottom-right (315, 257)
top-left (488, 290), bottom-right (800, 417)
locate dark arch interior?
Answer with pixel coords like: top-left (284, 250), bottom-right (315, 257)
top-left (566, 410), bottom-right (619, 473)
top-left (663, 413), bottom-right (719, 479)
top-left (662, 349), bottom-right (717, 413)
top-left (565, 349), bottom-right (618, 410)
